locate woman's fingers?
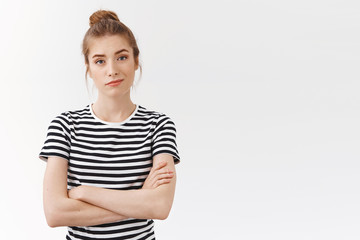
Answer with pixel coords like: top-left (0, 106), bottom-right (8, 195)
top-left (154, 178), bottom-right (172, 188)
top-left (143, 161), bottom-right (174, 189)
top-left (146, 161), bottom-right (168, 182)
top-left (150, 170), bottom-right (174, 187)
top-left (153, 161), bottom-right (167, 172)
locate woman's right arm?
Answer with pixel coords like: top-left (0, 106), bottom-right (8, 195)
top-left (43, 156), bottom-right (128, 227)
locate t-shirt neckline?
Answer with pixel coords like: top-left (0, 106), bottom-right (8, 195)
top-left (88, 103), bottom-right (139, 126)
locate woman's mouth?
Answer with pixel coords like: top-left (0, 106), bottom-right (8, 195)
top-left (106, 79), bottom-right (124, 86)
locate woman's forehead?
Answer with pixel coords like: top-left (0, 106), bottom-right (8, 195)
top-left (88, 35), bottom-right (132, 56)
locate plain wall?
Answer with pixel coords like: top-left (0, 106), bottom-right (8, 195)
top-left (0, 0), bottom-right (359, 239)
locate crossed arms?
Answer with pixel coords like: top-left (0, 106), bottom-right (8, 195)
top-left (43, 153), bottom-right (176, 227)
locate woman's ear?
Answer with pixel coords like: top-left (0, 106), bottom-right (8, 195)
top-left (135, 57), bottom-right (139, 70)
top-left (86, 64), bottom-right (93, 79)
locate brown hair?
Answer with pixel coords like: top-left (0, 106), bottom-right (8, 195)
top-left (82, 9), bottom-right (142, 93)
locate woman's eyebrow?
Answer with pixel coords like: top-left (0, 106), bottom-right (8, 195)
top-left (92, 49), bottom-right (129, 58)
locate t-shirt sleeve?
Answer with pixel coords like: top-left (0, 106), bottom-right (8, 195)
top-left (39, 113), bottom-right (71, 162)
top-left (151, 114), bottom-right (181, 164)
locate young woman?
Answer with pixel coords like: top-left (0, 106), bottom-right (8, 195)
top-left (39, 9), bottom-right (180, 240)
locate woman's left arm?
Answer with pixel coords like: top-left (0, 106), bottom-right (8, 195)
top-left (69, 153), bottom-right (177, 220)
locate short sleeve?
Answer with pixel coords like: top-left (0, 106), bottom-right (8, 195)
top-left (152, 114), bottom-right (181, 164)
top-left (39, 113), bottom-right (71, 162)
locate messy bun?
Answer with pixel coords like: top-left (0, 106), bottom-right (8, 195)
top-left (89, 10), bottom-right (120, 27)
top-left (82, 9), bottom-right (142, 94)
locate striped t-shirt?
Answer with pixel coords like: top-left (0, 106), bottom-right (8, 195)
top-left (39, 103), bottom-right (180, 240)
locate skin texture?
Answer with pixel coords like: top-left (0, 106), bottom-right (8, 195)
top-left (87, 34), bottom-right (139, 123)
top-left (68, 153), bottom-right (176, 220)
top-left (43, 34), bottom-right (177, 227)
top-left (44, 156), bottom-right (174, 227)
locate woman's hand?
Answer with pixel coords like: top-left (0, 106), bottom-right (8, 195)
top-left (68, 185), bottom-right (86, 200)
top-left (67, 161), bottom-right (174, 198)
top-left (142, 161), bottom-right (174, 189)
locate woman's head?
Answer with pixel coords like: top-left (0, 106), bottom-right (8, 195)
top-left (82, 9), bottom-right (142, 94)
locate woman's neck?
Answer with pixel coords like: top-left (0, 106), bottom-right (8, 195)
top-left (92, 94), bottom-right (136, 123)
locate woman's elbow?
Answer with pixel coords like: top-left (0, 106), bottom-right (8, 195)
top-left (156, 210), bottom-right (170, 220)
top-left (46, 218), bottom-right (59, 228)
top-left (45, 208), bottom-right (61, 228)
top-left (44, 200), bottom-right (68, 228)
top-left (153, 200), bottom-right (173, 220)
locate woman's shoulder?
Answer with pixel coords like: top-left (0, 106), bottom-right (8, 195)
top-left (52, 104), bottom-right (91, 124)
top-left (137, 104), bottom-right (172, 120)
top-left (137, 104), bottom-right (176, 127)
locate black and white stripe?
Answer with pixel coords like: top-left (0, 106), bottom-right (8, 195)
top-left (39, 103), bottom-right (180, 240)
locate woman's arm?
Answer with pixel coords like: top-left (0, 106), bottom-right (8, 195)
top-left (69, 153), bottom-right (177, 220)
top-left (43, 156), bottom-right (129, 227)
top-left (43, 156), bottom-right (173, 227)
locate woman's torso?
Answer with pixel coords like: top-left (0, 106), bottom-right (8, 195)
top-left (65, 104), bottom-right (158, 240)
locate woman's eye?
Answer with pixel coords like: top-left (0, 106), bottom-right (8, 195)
top-left (118, 56), bottom-right (127, 61)
top-left (95, 60), bottom-right (104, 64)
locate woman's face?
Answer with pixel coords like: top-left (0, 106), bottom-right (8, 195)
top-left (87, 34), bottom-right (138, 98)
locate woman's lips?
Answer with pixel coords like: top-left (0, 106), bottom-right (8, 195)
top-left (106, 79), bottom-right (123, 86)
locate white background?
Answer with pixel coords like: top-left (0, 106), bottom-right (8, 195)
top-left (0, 0), bottom-right (359, 239)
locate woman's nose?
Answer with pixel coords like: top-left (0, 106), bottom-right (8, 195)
top-left (107, 60), bottom-right (118, 76)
